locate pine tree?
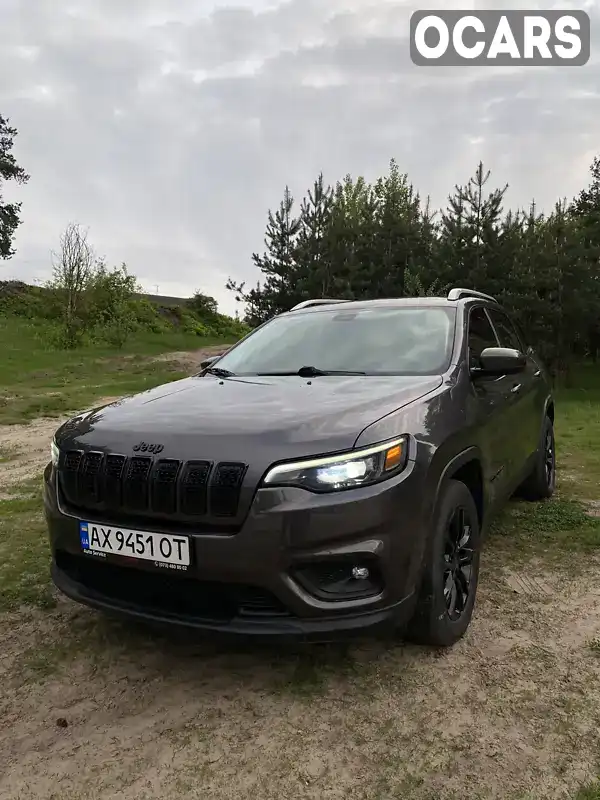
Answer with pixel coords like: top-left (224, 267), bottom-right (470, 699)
top-left (570, 157), bottom-right (600, 360)
top-left (242, 186), bottom-right (303, 321)
top-left (0, 114), bottom-right (29, 260)
top-left (294, 173), bottom-right (335, 296)
top-left (370, 159), bottom-right (427, 298)
top-left (438, 162), bottom-right (507, 294)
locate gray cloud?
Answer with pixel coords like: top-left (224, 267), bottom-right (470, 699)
top-left (1, 0), bottom-right (599, 313)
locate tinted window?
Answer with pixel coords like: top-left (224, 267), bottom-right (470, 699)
top-left (468, 306), bottom-right (498, 368)
top-left (215, 306), bottom-right (456, 376)
top-left (487, 309), bottom-right (524, 351)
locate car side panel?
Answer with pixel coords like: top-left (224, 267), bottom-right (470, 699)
top-left (486, 307), bottom-right (543, 483)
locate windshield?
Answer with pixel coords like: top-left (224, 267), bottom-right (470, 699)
top-left (215, 306), bottom-right (456, 376)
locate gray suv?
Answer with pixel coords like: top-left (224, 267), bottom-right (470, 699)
top-left (44, 288), bottom-right (555, 647)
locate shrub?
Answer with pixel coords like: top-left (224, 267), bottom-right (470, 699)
top-left (0, 276), bottom-right (248, 350)
top-left (87, 263), bottom-right (139, 349)
top-left (189, 291), bottom-right (218, 317)
top-left (130, 298), bottom-right (171, 334)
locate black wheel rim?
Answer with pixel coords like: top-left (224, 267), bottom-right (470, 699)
top-left (442, 506), bottom-right (475, 622)
top-left (544, 429), bottom-right (555, 489)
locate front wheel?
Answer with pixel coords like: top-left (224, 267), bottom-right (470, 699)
top-left (405, 479), bottom-right (481, 647)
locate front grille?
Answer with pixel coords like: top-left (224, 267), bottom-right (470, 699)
top-left (56, 551), bottom-right (291, 620)
top-left (211, 463), bottom-right (248, 517)
top-left (105, 454), bottom-right (126, 506)
top-left (124, 456), bottom-right (153, 511)
top-left (80, 452), bottom-right (103, 504)
top-left (152, 459), bottom-right (180, 514)
top-left (58, 449), bottom-right (248, 522)
top-left (181, 461), bottom-right (211, 516)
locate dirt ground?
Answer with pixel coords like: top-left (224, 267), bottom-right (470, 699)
top-left (2, 348), bottom-right (600, 799)
top-left (148, 344), bottom-right (229, 372)
top-left (2, 557), bottom-right (600, 799)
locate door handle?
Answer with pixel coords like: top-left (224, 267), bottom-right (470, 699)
top-left (511, 383), bottom-right (522, 394)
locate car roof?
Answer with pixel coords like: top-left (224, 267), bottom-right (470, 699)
top-left (281, 296), bottom-right (502, 315)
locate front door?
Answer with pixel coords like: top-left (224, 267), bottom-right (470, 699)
top-left (486, 307), bottom-right (539, 486)
top-left (466, 305), bottom-right (514, 507)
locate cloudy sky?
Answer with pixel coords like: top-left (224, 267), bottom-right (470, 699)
top-left (1, 0), bottom-right (599, 315)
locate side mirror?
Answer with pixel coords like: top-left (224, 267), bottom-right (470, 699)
top-left (200, 355), bottom-right (219, 370)
top-left (473, 347), bottom-right (526, 377)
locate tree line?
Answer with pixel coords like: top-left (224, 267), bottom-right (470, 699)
top-left (227, 158), bottom-right (600, 377)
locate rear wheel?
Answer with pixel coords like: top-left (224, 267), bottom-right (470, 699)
top-left (406, 479), bottom-right (481, 647)
top-left (518, 415), bottom-right (555, 501)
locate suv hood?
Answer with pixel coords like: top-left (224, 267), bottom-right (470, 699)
top-left (56, 373), bottom-right (442, 461)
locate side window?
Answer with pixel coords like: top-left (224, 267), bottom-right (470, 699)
top-left (468, 306), bottom-right (499, 368)
top-left (487, 309), bottom-right (524, 352)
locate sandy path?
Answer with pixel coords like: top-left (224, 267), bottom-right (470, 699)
top-left (1, 557), bottom-right (600, 799)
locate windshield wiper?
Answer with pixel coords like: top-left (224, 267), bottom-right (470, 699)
top-left (257, 366), bottom-right (366, 377)
top-left (205, 366), bottom-right (236, 378)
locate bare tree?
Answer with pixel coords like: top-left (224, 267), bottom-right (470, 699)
top-left (50, 223), bottom-right (96, 346)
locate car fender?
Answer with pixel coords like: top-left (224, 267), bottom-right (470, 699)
top-left (426, 445), bottom-right (486, 529)
top-left (543, 393), bottom-right (554, 422)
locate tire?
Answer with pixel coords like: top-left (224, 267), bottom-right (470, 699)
top-left (518, 415), bottom-right (555, 501)
top-left (405, 479), bottom-right (482, 648)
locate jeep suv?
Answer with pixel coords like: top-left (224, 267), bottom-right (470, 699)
top-left (43, 288), bottom-right (555, 647)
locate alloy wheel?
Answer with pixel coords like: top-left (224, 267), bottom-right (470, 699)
top-left (545, 429), bottom-right (555, 490)
top-left (442, 506), bottom-right (475, 622)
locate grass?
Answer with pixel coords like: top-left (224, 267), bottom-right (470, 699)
top-left (0, 315), bottom-right (232, 424)
top-left (490, 497), bottom-right (600, 559)
top-left (0, 491), bottom-right (55, 612)
top-left (555, 362), bottom-right (600, 500)
top-left (576, 783), bottom-right (600, 799)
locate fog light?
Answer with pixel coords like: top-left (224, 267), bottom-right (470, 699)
top-left (292, 560), bottom-right (382, 601)
top-left (351, 566), bottom-right (370, 580)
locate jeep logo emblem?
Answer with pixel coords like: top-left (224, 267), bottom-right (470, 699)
top-left (133, 441), bottom-right (164, 454)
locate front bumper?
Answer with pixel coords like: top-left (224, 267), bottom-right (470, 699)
top-left (50, 560), bottom-right (415, 642)
top-left (44, 459), bottom-right (427, 642)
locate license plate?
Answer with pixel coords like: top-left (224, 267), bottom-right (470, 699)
top-left (79, 521), bottom-right (190, 568)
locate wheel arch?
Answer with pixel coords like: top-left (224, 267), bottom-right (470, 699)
top-left (429, 447), bottom-right (486, 531)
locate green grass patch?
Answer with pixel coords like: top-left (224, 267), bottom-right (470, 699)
top-left (2, 474), bottom-right (46, 500)
top-left (555, 362), bottom-right (600, 496)
top-left (0, 316), bottom-right (234, 424)
top-left (491, 497), bottom-right (600, 557)
top-left (0, 492), bottom-right (55, 611)
top-left (575, 781), bottom-right (600, 800)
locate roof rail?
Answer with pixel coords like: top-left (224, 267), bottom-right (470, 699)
top-left (290, 299), bottom-right (352, 311)
top-left (447, 287), bottom-right (497, 303)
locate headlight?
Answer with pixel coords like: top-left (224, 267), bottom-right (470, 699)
top-left (262, 436), bottom-right (409, 493)
top-left (50, 438), bottom-right (60, 467)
